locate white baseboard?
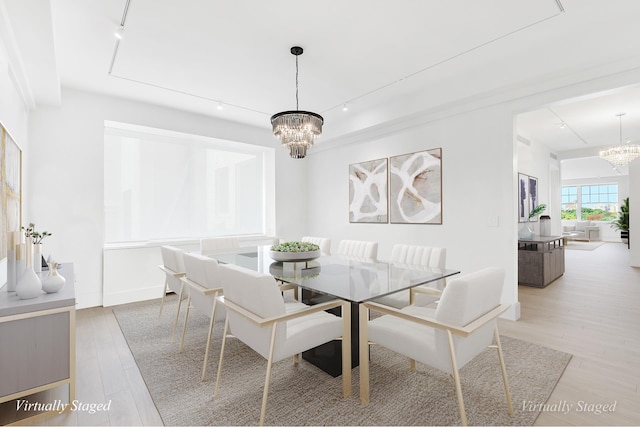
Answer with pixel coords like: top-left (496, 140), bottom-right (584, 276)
top-left (501, 302), bottom-right (521, 321)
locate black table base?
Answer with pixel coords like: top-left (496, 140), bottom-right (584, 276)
top-left (301, 290), bottom-right (361, 377)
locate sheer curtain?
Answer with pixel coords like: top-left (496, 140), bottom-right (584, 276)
top-left (104, 123), bottom-right (274, 243)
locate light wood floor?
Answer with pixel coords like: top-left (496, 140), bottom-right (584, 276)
top-left (18, 242), bottom-right (640, 426)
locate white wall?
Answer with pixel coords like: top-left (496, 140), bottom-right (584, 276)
top-left (516, 134), bottom-right (560, 235)
top-left (27, 88), bottom-right (305, 308)
top-left (630, 159), bottom-right (639, 266)
top-left (306, 105), bottom-right (521, 319)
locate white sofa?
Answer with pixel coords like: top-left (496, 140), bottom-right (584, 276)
top-left (562, 221), bottom-right (600, 241)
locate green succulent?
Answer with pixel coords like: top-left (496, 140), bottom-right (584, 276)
top-left (271, 241), bottom-right (320, 253)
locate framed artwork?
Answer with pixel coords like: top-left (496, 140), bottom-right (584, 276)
top-left (1, 122), bottom-right (22, 261)
top-left (518, 173), bottom-right (539, 222)
top-left (518, 173), bottom-right (529, 222)
top-left (528, 175), bottom-right (539, 221)
top-left (389, 148), bottom-right (442, 224)
top-left (349, 158), bottom-right (388, 223)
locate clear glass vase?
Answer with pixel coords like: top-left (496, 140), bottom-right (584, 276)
top-left (518, 219), bottom-right (534, 240)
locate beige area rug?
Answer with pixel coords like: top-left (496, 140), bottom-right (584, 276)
top-left (113, 297), bottom-right (572, 426)
top-left (564, 240), bottom-right (606, 251)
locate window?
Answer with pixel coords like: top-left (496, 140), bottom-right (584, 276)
top-left (561, 184), bottom-right (618, 221)
top-left (581, 184), bottom-right (618, 221)
top-left (561, 186), bottom-right (577, 220)
top-left (104, 123), bottom-right (275, 243)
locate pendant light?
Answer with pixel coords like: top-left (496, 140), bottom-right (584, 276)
top-left (271, 46), bottom-right (323, 159)
top-left (599, 113), bottom-right (640, 167)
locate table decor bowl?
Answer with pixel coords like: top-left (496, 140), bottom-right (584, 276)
top-left (270, 241), bottom-right (321, 262)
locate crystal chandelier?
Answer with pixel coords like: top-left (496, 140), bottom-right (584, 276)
top-left (599, 113), bottom-right (640, 167)
top-left (271, 46), bottom-right (323, 159)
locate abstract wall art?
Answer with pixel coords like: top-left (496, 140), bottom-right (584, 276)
top-left (349, 158), bottom-right (388, 223)
top-left (518, 173), bottom-right (529, 222)
top-left (389, 148), bottom-right (442, 224)
top-left (518, 172), bottom-right (538, 222)
top-left (1, 122), bottom-right (22, 261)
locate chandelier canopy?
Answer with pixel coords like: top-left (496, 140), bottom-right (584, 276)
top-left (599, 113), bottom-right (640, 167)
top-left (271, 46), bottom-right (323, 159)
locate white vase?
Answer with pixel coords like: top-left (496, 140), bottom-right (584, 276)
top-left (16, 243), bottom-right (42, 299)
top-left (518, 220), bottom-right (534, 240)
top-left (6, 231), bottom-right (20, 292)
top-left (33, 243), bottom-right (43, 273)
top-left (42, 263), bottom-right (66, 293)
top-left (15, 243), bottom-right (27, 288)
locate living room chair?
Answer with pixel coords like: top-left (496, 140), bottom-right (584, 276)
top-left (374, 244), bottom-right (447, 308)
top-left (200, 236), bottom-right (240, 255)
top-left (214, 263), bottom-right (351, 426)
top-left (359, 267), bottom-right (513, 426)
top-left (180, 252), bottom-right (225, 381)
top-left (158, 245), bottom-right (187, 338)
top-left (301, 236), bottom-right (331, 255)
top-left (336, 239), bottom-right (378, 261)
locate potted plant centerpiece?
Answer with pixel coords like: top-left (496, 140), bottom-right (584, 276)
top-left (270, 241), bottom-right (321, 262)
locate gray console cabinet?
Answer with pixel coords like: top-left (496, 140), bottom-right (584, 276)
top-left (0, 264), bottom-right (75, 424)
top-left (518, 237), bottom-right (565, 288)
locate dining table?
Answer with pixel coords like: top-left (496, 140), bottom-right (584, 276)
top-left (208, 245), bottom-right (460, 399)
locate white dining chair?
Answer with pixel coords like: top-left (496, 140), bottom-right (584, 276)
top-left (336, 239), bottom-right (378, 261)
top-left (301, 236), bottom-right (331, 255)
top-left (180, 252), bottom-right (225, 381)
top-left (374, 244), bottom-right (447, 308)
top-left (214, 263), bottom-right (351, 426)
top-left (200, 236), bottom-right (240, 255)
top-left (158, 245), bottom-right (187, 338)
top-left (359, 267), bottom-right (513, 425)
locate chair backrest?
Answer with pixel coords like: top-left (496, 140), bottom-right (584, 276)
top-left (219, 264), bottom-right (286, 359)
top-left (390, 244), bottom-right (445, 269)
top-left (435, 267), bottom-right (505, 369)
top-left (160, 245), bottom-right (185, 292)
top-left (200, 237), bottom-right (240, 255)
top-left (301, 236), bottom-right (331, 256)
top-left (183, 252), bottom-right (220, 290)
top-left (336, 239), bottom-right (378, 261)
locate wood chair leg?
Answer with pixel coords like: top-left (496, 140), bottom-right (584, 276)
top-left (293, 354), bottom-right (299, 365)
top-left (447, 330), bottom-right (467, 426)
top-left (214, 316), bottom-right (230, 398)
top-left (179, 293), bottom-right (191, 353)
top-left (201, 293), bottom-right (218, 381)
top-left (409, 359), bottom-right (416, 372)
top-left (494, 325), bottom-right (514, 416)
top-left (260, 323), bottom-right (278, 426)
top-left (172, 283), bottom-right (185, 340)
top-left (341, 303), bottom-right (352, 397)
top-left (159, 280), bottom-right (168, 319)
top-left (359, 304), bottom-right (370, 404)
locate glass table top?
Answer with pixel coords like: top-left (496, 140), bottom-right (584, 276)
top-left (208, 245), bottom-right (460, 304)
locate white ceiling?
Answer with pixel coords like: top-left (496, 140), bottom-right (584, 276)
top-left (4, 0), bottom-right (640, 162)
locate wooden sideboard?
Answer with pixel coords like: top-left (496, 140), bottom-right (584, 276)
top-left (518, 237), bottom-right (565, 288)
top-left (0, 264), bottom-right (75, 425)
